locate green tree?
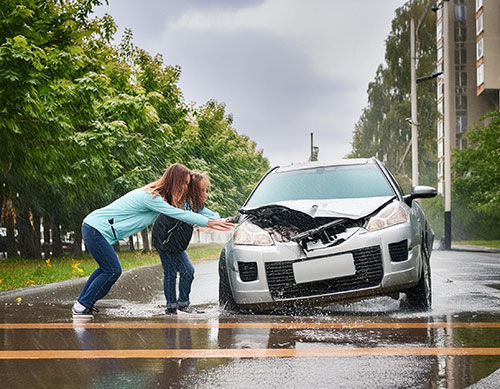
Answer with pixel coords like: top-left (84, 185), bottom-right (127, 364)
top-left (453, 111), bottom-right (500, 239)
top-left (350, 0), bottom-right (438, 190)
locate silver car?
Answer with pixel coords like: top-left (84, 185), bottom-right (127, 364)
top-left (219, 158), bottom-right (437, 312)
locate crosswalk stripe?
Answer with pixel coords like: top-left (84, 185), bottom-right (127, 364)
top-left (1, 347), bottom-right (500, 359)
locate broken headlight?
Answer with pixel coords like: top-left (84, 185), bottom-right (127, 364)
top-left (233, 221), bottom-right (274, 246)
top-left (365, 202), bottom-right (409, 232)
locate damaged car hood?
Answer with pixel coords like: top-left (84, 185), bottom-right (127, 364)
top-left (239, 196), bottom-right (396, 251)
top-left (241, 196), bottom-right (395, 219)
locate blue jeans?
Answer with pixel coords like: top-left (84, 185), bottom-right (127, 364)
top-left (78, 223), bottom-right (122, 308)
top-left (158, 249), bottom-right (194, 308)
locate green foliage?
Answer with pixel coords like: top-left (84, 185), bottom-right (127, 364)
top-left (452, 111), bottom-right (500, 240)
top-left (453, 111), bottom-right (500, 214)
top-left (0, 0), bottom-right (269, 258)
top-left (350, 0), bottom-right (437, 187)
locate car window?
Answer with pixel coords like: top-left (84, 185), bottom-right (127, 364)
top-left (245, 164), bottom-right (395, 208)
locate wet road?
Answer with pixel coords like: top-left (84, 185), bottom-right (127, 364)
top-left (1, 249), bottom-right (500, 388)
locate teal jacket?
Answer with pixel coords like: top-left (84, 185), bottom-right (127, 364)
top-left (83, 188), bottom-right (213, 245)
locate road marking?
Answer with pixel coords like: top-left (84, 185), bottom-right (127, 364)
top-left (1, 347), bottom-right (500, 359)
top-left (1, 322), bottom-right (500, 330)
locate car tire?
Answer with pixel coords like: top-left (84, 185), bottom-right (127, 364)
top-left (218, 249), bottom-right (240, 312)
top-left (405, 241), bottom-right (432, 310)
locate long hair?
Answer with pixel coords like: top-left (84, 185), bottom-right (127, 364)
top-left (187, 171), bottom-right (210, 212)
top-left (144, 163), bottom-right (190, 206)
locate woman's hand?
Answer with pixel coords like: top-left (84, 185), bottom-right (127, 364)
top-left (206, 219), bottom-right (236, 231)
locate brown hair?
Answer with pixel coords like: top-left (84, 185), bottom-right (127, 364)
top-left (187, 171), bottom-right (210, 212)
top-left (144, 163), bottom-right (190, 207)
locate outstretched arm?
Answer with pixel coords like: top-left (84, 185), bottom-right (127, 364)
top-left (206, 219), bottom-right (235, 231)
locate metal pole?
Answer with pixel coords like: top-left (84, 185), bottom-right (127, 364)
top-left (410, 19), bottom-right (419, 187)
top-left (443, 0), bottom-right (452, 249)
top-left (310, 132), bottom-right (313, 161)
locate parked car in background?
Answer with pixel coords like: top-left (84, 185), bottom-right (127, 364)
top-left (219, 158), bottom-right (437, 312)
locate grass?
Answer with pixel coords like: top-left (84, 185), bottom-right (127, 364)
top-left (453, 240), bottom-right (500, 249)
top-left (0, 243), bottom-right (224, 292)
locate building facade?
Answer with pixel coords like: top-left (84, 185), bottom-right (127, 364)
top-left (435, 0), bottom-right (499, 195)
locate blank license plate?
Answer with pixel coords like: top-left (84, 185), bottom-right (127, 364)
top-left (293, 253), bottom-right (356, 284)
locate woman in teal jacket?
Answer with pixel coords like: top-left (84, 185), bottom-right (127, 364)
top-left (72, 163), bottom-right (233, 319)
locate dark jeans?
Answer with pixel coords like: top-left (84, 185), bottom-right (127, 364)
top-left (158, 249), bottom-right (194, 308)
top-left (78, 223), bottom-right (122, 308)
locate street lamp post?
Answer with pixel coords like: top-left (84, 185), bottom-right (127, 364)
top-left (442, 0), bottom-right (452, 249)
top-left (410, 19), bottom-right (419, 187)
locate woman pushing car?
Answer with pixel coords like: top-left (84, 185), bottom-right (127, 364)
top-left (72, 163), bottom-right (234, 319)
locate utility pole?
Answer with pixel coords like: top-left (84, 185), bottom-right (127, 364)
top-left (410, 18), bottom-right (419, 186)
top-left (309, 132), bottom-right (319, 161)
top-left (443, 0), bottom-right (452, 249)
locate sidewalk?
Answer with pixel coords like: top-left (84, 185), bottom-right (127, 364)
top-left (450, 244), bottom-right (500, 254)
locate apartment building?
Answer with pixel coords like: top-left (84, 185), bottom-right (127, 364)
top-left (435, 0), bottom-right (499, 195)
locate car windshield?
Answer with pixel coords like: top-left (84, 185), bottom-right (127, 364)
top-left (245, 163), bottom-right (395, 208)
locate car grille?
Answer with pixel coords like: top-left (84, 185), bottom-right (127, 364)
top-left (238, 261), bottom-right (258, 282)
top-left (264, 246), bottom-right (383, 299)
top-left (389, 240), bottom-right (408, 262)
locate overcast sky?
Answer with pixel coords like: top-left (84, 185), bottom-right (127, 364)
top-left (94, 0), bottom-right (404, 167)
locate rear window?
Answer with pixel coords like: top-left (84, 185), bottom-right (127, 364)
top-left (245, 164), bottom-right (395, 208)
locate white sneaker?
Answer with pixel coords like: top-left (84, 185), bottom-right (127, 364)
top-left (72, 301), bottom-right (99, 319)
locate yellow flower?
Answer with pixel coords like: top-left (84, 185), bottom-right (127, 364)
top-left (16, 297), bottom-right (22, 302)
top-left (26, 280), bottom-right (34, 285)
top-left (45, 258), bottom-right (52, 267)
top-left (72, 262), bottom-right (83, 273)
top-left (0, 279), bottom-right (3, 284)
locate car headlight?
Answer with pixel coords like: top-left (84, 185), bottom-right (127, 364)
top-left (233, 221), bottom-right (274, 246)
top-left (365, 202), bottom-right (409, 231)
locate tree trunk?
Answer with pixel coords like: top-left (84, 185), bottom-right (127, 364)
top-left (129, 235), bottom-right (134, 251)
top-left (141, 227), bottom-right (151, 251)
top-left (3, 199), bottom-right (17, 258)
top-left (73, 227), bottom-right (83, 256)
top-left (15, 201), bottom-right (38, 258)
top-left (52, 221), bottom-right (63, 257)
top-left (32, 211), bottom-right (42, 258)
top-left (43, 218), bottom-right (51, 257)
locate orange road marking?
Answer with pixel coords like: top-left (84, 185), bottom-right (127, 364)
top-left (0, 322), bottom-right (500, 330)
top-left (1, 347), bottom-right (500, 359)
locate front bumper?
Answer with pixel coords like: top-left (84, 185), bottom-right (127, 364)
top-left (224, 223), bottom-right (422, 307)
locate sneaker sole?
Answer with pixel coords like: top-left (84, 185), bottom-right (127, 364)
top-left (72, 311), bottom-right (94, 320)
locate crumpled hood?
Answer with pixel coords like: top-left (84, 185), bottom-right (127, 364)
top-left (241, 196), bottom-right (395, 220)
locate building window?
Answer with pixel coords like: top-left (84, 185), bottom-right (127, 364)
top-left (476, 37), bottom-right (483, 60)
top-left (437, 44), bottom-right (443, 62)
top-left (456, 95), bottom-right (467, 110)
top-left (476, 13), bottom-right (483, 35)
top-left (438, 160), bottom-right (444, 179)
top-left (476, 0), bottom-right (483, 12)
top-left (454, 5), bottom-right (467, 21)
top-left (438, 141), bottom-right (444, 158)
top-left (437, 22), bottom-right (443, 41)
top-left (477, 63), bottom-right (484, 86)
top-left (437, 120), bottom-right (444, 139)
top-left (456, 71), bottom-right (467, 87)
top-left (455, 45), bottom-right (467, 65)
top-left (438, 100), bottom-right (444, 115)
top-left (456, 114), bottom-right (467, 133)
top-left (437, 82), bottom-right (443, 100)
top-left (454, 21), bottom-right (467, 41)
top-left (437, 62), bottom-right (443, 73)
top-left (461, 137), bottom-right (468, 149)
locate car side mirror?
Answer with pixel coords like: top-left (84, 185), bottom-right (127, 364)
top-left (403, 185), bottom-right (437, 206)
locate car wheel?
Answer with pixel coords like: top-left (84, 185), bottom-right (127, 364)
top-left (218, 249), bottom-right (240, 312)
top-left (405, 241), bottom-right (432, 310)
